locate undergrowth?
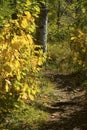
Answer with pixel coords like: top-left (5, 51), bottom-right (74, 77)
top-left (0, 102), bottom-right (49, 130)
top-left (46, 42), bottom-right (87, 87)
top-left (47, 42), bottom-right (87, 75)
top-left (0, 76), bottom-right (56, 130)
top-left (47, 42), bottom-right (74, 74)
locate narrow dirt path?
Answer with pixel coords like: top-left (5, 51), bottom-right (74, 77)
top-left (40, 70), bottom-right (87, 130)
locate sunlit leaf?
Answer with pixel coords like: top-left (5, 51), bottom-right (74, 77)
top-left (5, 82), bottom-right (9, 92)
top-left (29, 94), bottom-right (34, 101)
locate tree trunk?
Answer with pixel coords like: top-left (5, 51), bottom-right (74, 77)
top-left (35, 2), bottom-right (48, 52)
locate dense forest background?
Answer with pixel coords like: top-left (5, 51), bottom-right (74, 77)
top-left (0, 0), bottom-right (87, 129)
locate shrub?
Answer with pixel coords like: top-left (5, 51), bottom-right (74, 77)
top-left (0, 8), bottom-right (46, 115)
top-left (70, 29), bottom-right (87, 73)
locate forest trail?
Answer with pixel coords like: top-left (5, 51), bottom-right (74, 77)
top-left (40, 70), bottom-right (87, 130)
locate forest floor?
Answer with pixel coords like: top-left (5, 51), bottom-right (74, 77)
top-left (39, 69), bottom-right (87, 130)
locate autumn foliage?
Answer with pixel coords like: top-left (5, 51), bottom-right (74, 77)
top-left (0, 8), bottom-right (45, 104)
top-left (70, 29), bottom-right (87, 72)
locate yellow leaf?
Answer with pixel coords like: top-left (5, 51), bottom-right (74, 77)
top-left (27, 34), bottom-right (33, 44)
top-left (14, 104), bottom-right (19, 108)
top-left (5, 82), bottom-right (9, 92)
top-left (38, 58), bottom-right (43, 66)
top-left (71, 37), bottom-right (76, 40)
top-left (22, 83), bottom-right (28, 92)
top-left (82, 49), bottom-right (86, 53)
top-left (31, 89), bottom-right (37, 95)
top-left (78, 30), bottom-right (84, 36)
top-left (29, 94), bottom-right (34, 101)
top-left (82, 8), bottom-right (86, 13)
top-left (25, 11), bottom-right (31, 20)
top-left (26, 0), bottom-right (31, 6)
top-left (9, 93), bottom-right (12, 95)
top-left (15, 60), bottom-right (20, 68)
top-left (22, 93), bottom-right (27, 99)
top-left (83, 64), bottom-right (85, 67)
top-left (78, 60), bottom-right (82, 65)
top-left (73, 57), bottom-right (77, 61)
top-left (5, 79), bottom-right (11, 85)
top-left (16, 86), bottom-right (20, 91)
top-left (21, 18), bottom-right (28, 28)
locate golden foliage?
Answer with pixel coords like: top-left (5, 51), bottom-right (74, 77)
top-left (70, 29), bottom-right (87, 71)
top-left (0, 10), bottom-right (45, 101)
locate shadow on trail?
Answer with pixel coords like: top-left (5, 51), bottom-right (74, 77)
top-left (45, 71), bottom-right (87, 91)
top-left (40, 106), bottom-right (87, 130)
top-left (39, 70), bottom-right (87, 130)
